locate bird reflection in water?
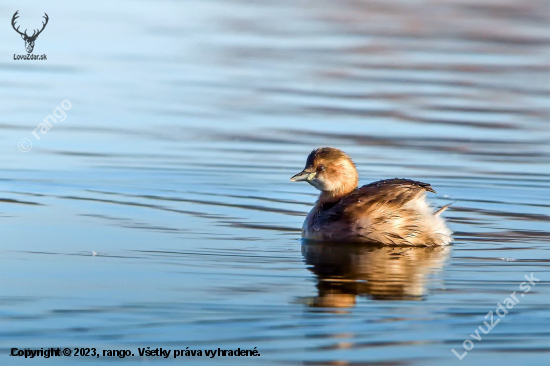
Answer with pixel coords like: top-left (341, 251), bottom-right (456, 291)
top-left (301, 241), bottom-right (451, 308)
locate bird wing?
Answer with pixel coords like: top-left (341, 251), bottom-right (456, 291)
top-left (312, 179), bottom-right (437, 243)
top-left (351, 178), bottom-right (435, 208)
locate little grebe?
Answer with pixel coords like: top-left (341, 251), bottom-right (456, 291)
top-left (290, 147), bottom-right (452, 246)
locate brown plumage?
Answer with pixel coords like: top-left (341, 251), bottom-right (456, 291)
top-left (290, 147), bottom-right (452, 246)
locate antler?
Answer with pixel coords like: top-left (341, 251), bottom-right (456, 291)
top-left (11, 10), bottom-right (27, 37)
top-left (12, 11), bottom-right (49, 39)
top-left (29, 13), bottom-right (49, 39)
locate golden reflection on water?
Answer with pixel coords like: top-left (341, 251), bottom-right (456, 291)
top-left (302, 242), bottom-right (451, 308)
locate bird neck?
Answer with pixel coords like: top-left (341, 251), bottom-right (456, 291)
top-left (317, 182), bottom-right (357, 207)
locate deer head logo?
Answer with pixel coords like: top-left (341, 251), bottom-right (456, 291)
top-left (12, 11), bottom-right (49, 54)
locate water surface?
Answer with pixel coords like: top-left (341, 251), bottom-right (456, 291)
top-left (1, 0), bottom-right (549, 365)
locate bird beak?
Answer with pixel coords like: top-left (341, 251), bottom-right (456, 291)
top-left (290, 170), bottom-right (316, 182)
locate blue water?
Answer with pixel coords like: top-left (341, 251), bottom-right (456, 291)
top-left (1, 0), bottom-right (549, 365)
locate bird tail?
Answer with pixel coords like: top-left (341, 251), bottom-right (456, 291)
top-left (435, 202), bottom-right (455, 216)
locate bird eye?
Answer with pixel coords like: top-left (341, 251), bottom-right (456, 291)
top-left (316, 165), bottom-right (325, 172)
